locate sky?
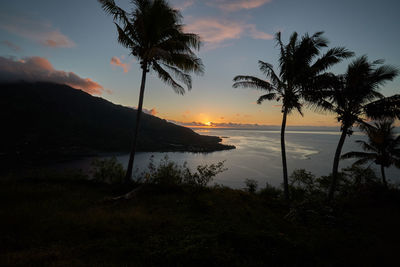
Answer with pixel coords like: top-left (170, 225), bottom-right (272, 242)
top-left (0, 0), bottom-right (399, 127)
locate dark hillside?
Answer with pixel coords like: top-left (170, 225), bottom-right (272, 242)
top-left (0, 82), bottom-right (234, 164)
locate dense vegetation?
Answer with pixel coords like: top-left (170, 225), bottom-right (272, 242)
top-left (0, 82), bottom-right (233, 168)
top-left (1, 163), bottom-right (400, 266)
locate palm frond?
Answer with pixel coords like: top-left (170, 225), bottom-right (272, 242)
top-left (311, 47), bottom-right (354, 74)
top-left (355, 140), bottom-right (377, 152)
top-left (98, 0), bottom-right (130, 25)
top-left (160, 52), bottom-right (204, 74)
top-left (233, 76), bottom-right (274, 91)
top-left (99, 0), bottom-right (203, 95)
top-left (309, 31), bottom-right (328, 49)
top-left (115, 23), bottom-right (136, 49)
top-left (364, 95), bottom-right (400, 120)
top-left (353, 158), bottom-right (374, 166)
top-left (257, 93), bottom-right (277, 104)
top-left (341, 151), bottom-right (376, 160)
top-left (370, 64), bottom-right (399, 87)
top-left (152, 62), bottom-right (185, 94)
top-left (258, 60), bottom-right (282, 86)
top-left (275, 32), bottom-right (286, 63)
top-left (162, 63), bottom-right (192, 90)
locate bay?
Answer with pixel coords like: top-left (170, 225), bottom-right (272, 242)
top-left (54, 128), bottom-right (400, 189)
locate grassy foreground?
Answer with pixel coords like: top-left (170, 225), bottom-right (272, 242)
top-left (1, 171), bottom-right (400, 266)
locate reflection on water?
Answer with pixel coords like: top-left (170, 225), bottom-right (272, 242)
top-left (53, 129), bottom-right (400, 189)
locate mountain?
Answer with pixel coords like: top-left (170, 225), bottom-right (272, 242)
top-left (0, 82), bottom-right (234, 164)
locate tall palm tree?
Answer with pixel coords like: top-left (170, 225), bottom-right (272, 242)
top-left (317, 56), bottom-right (399, 200)
top-left (99, 0), bottom-right (204, 180)
top-left (233, 32), bottom-right (352, 200)
top-left (341, 120), bottom-right (400, 189)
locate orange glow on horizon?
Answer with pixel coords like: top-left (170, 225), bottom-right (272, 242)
top-left (155, 108), bottom-right (341, 127)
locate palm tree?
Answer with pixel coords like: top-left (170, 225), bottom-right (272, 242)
top-left (317, 56), bottom-right (399, 200)
top-left (99, 0), bottom-right (204, 180)
top-left (341, 120), bottom-right (400, 188)
top-left (233, 32), bottom-right (352, 200)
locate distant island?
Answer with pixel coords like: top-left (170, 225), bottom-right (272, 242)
top-left (0, 82), bottom-right (234, 166)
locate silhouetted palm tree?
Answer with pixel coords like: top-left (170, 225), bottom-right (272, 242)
top-left (341, 120), bottom-right (400, 188)
top-left (99, 0), bottom-right (204, 180)
top-left (233, 32), bottom-right (352, 200)
top-left (316, 56), bottom-right (399, 200)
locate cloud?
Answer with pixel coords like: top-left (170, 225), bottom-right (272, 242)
top-left (171, 0), bottom-right (196, 10)
top-left (171, 120), bottom-right (266, 128)
top-left (213, 0), bottom-right (272, 12)
top-left (247, 24), bottom-right (274, 40)
top-left (171, 0), bottom-right (272, 12)
top-left (0, 56), bottom-right (104, 95)
top-left (148, 108), bottom-right (158, 116)
top-left (1, 40), bottom-right (21, 52)
top-left (185, 18), bottom-right (272, 49)
top-left (110, 56), bottom-right (130, 73)
top-left (132, 107), bottom-right (158, 116)
top-left (0, 14), bottom-right (75, 48)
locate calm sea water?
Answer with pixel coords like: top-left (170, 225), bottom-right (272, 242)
top-left (53, 128), bottom-right (400, 189)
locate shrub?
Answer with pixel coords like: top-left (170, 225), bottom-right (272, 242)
top-left (244, 179), bottom-right (258, 193)
top-left (259, 183), bottom-right (282, 199)
top-left (142, 155), bottom-right (226, 187)
top-left (142, 155), bottom-right (183, 186)
top-left (289, 169), bottom-right (321, 200)
top-left (342, 165), bottom-right (379, 187)
top-left (91, 156), bottom-right (126, 184)
top-left (290, 169), bottom-right (316, 192)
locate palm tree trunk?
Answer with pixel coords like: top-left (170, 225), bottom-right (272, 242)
top-left (125, 62), bottom-right (148, 181)
top-left (281, 108), bottom-right (289, 201)
top-left (328, 126), bottom-right (348, 201)
top-left (380, 165), bottom-right (388, 189)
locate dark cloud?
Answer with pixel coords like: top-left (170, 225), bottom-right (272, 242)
top-left (0, 56), bottom-right (104, 95)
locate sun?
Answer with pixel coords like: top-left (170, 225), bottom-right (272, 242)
top-left (205, 121), bottom-right (212, 126)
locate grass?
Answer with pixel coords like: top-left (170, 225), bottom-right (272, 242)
top-left (1, 170), bottom-right (400, 266)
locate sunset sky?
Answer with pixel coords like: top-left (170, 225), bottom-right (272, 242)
top-left (1, 0), bottom-right (399, 127)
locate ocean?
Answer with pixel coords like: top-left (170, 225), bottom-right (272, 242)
top-left (54, 128), bottom-right (400, 189)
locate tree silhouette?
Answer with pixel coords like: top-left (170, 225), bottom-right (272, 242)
top-left (341, 120), bottom-right (400, 189)
top-left (99, 0), bottom-right (204, 180)
top-left (233, 32), bottom-right (352, 200)
top-left (316, 56), bottom-right (399, 200)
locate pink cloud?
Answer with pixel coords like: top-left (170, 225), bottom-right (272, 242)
top-left (214, 0), bottom-right (272, 11)
top-left (0, 56), bottom-right (104, 95)
top-left (0, 14), bottom-right (75, 48)
top-left (185, 19), bottom-right (242, 44)
top-left (132, 107), bottom-right (158, 116)
top-left (171, 0), bottom-right (196, 10)
top-left (247, 25), bottom-right (274, 40)
top-left (110, 56), bottom-right (130, 73)
top-left (185, 18), bottom-right (272, 49)
top-left (149, 108), bottom-right (158, 116)
top-left (1, 40), bottom-right (21, 52)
